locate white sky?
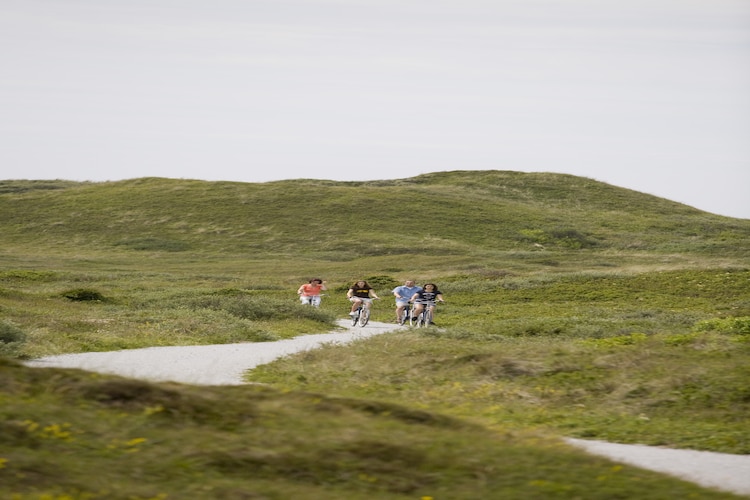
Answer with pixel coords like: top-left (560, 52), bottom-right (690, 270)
top-left (2, 0), bottom-right (749, 218)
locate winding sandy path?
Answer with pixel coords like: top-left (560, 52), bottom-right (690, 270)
top-left (25, 319), bottom-right (750, 496)
top-left (25, 319), bottom-right (400, 385)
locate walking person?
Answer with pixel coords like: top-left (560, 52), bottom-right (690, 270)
top-left (347, 280), bottom-right (380, 319)
top-left (392, 280), bottom-right (422, 323)
top-left (297, 278), bottom-right (327, 307)
top-left (410, 283), bottom-right (444, 325)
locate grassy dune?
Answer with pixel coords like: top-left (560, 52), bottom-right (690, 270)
top-left (1, 171), bottom-right (748, 499)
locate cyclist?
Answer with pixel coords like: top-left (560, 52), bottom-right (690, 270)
top-left (297, 278), bottom-right (327, 307)
top-left (347, 280), bottom-right (380, 319)
top-left (410, 283), bottom-right (444, 325)
top-left (392, 280), bottom-right (422, 323)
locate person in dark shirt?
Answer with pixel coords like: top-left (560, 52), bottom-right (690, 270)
top-left (347, 280), bottom-right (380, 318)
top-left (410, 283), bottom-right (444, 324)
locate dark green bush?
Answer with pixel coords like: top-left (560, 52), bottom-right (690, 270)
top-left (0, 321), bottom-right (25, 344)
top-left (114, 237), bottom-right (190, 252)
top-left (62, 289), bottom-right (106, 302)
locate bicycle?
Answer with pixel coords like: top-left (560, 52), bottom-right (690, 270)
top-left (398, 301), bottom-right (414, 326)
top-left (351, 298), bottom-right (378, 327)
top-left (412, 300), bottom-right (442, 327)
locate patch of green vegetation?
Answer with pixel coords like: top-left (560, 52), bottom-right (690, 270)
top-left (62, 288), bottom-right (108, 302)
top-left (114, 237), bottom-right (191, 252)
top-left (0, 179), bottom-right (83, 194)
top-left (696, 316), bottom-right (750, 335)
top-left (1, 359), bottom-right (740, 499)
top-left (0, 321), bottom-right (26, 357)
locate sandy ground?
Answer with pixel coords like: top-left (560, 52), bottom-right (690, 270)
top-left (25, 319), bottom-right (750, 497)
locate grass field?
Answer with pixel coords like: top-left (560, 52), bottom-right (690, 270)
top-left (1, 171), bottom-right (748, 499)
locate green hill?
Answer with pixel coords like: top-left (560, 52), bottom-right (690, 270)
top-left (1, 171), bottom-right (749, 499)
top-left (2, 171), bottom-right (747, 258)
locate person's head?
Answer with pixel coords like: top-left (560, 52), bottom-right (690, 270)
top-left (355, 280), bottom-right (368, 287)
top-left (423, 283), bottom-right (437, 291)
top-left (310, 278), bottom-right (323, 284)
top-left (405, 280), bottom-right (416, 287)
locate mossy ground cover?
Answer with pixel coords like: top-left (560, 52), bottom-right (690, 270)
top-left (1, 358), bottom-right (741, 500)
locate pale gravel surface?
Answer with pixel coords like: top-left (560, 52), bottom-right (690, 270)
top-left (25, 319), bottom-right (399, 386)
top-left (25, 319), bottom-right (750, 497)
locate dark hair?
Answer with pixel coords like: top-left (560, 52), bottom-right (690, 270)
top-left (423, 283), bottom-right (437, 290)
top-left (310, 278), bottom-right (322, 284)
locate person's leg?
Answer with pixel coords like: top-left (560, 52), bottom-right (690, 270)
top-left (350, 298), bottom-right (362, 313)
top-left (311, 296), bottom-right (321, 307)
top-left (412, 304), bottom-right (424, 319)
top-left (428, 304), bottom-right (437, 322)
top-left (396, 302), bottom-right (405, 322)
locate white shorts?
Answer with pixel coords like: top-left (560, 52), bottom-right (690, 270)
top-left (300, 295), bottom-right (322, 307)
top-left (414, 300), bottom-right (437, 307)
top-left (349, 297), bottom-right (373, 304)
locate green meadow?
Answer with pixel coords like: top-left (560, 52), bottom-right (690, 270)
top-left (1, 171), bottom-right (748, 499)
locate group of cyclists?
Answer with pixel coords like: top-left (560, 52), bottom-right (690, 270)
top-left (297, 278), bottom-right (444, 325)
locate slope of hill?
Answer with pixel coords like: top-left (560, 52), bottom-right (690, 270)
top-left (1, 171), bottom-right (747, 262)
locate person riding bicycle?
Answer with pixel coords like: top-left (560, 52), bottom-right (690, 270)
top-left (410, 283), bottom-right (444, 324)
top-left (392, 280), bottom-right (422, 323)
top-left (347, 280), bottom-right (380, 318)
top-left (297, 278), bottom-right (327, 307)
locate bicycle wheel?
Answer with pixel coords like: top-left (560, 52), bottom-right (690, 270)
top-left (398, 306), bottom-right (409, 325)
top-left (351, 308), bottom-right (360, 326)
top-left (423, 309), bottom-right (433, 327)
top-left (359, 307), bottom-right (370, 327)
top-left (412, 312), bottom-right (421, 327)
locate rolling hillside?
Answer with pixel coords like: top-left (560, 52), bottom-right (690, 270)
top-left (1, 170), bottom-right (749, 499)
top-left (1, 171), bottom-right (747, 261)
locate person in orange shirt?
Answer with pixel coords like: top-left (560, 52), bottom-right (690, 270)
top-left (297, 278), bottom-right (327, 307)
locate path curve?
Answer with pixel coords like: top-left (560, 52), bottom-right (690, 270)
top-left (24, 319), bottom-right (750, 496)
top-left (25, 319), bottom-right (401, 385)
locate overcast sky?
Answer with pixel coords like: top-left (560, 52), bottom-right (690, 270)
top-left (2, 0), bottom-right (749, 218)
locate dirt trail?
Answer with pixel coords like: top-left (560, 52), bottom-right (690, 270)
top-left (25, 319), bottom-right (401, 385)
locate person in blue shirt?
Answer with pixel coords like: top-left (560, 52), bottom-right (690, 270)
top-left (392, 280), bottom-right (422, 324)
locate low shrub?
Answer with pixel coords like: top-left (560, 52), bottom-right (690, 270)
top-left (0, 321), bottom-right (25, 343)
top-left (695, 316), bottom-right (750, 335)
top-left (61, 288), bottom-right (107, 302)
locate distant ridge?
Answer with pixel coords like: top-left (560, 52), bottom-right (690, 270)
top-left (1, 171), bottom-right (748, 259)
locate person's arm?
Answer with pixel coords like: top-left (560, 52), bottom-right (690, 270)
top-left (409, 292), bottom-right (419, 302)
top-left (370, 289), bottom-right (380, 299)
top-left (297, 285), bottom-right (305, 295)
top-left (436, 293), bottom-right (445, 302)
top-left (346, 288), bottom-right (353, 299)
top-left (320, 281), bottom-right (327, 291)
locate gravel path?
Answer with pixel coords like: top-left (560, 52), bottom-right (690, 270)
top-left (25, 319), bottom-right (399, 385)
top-left (565, 439), bottom-right (750, 496)
top-left (25, 319), bottom-right (750, 497)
